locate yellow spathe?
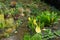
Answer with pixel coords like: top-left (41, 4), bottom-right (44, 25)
top-left (35, 26), bottom-right (41, 33)
top-left (28, 17), bottom-right (31, 21)
top-left (33, 19), bottom-right (37, 25)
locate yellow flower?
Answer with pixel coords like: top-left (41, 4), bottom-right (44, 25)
top-left (33, 19), bottom-right (37, 25)
top-left (35, 26), bottom-right (41, 33)
top-left (28, 17), bottom-right (31, 21)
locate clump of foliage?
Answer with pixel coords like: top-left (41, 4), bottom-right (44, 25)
top-left (54, 30), bottom-right (60, 37)
top-left (23, 33), bottom-right (42, 40)
top-left (0, 2), bottom-right (21, 37)
top-left (28, 11), bottom-right (58, 33)
top-left (27, 10), bottom-right (58, 40)
top-left (28, 16), bottom-right (42, 34)
top-left (42, 29), bottom-right (56, 40)
top-left (36, 11), bottom-right (58, 27)
top-left (0, 13), bottom-right (21, 37)
top-left (23, 29), bottom-right (60, 40)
